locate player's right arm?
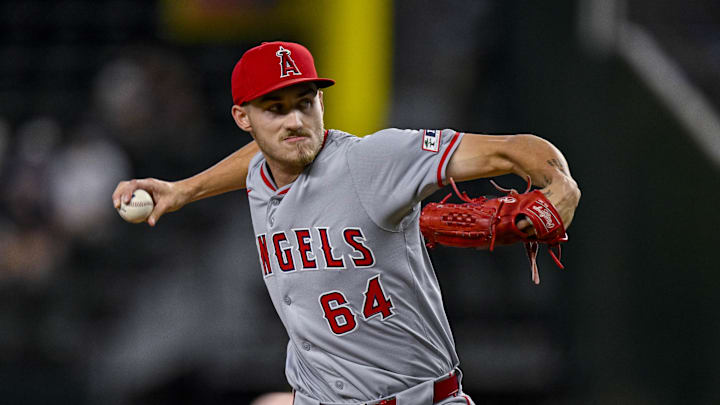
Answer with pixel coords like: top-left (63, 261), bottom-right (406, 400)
top-left (112, 140), bottom-right (259, 226)
top-left (446, 133), bottom-right (580, 228)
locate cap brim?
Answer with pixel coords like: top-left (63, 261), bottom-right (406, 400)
top-left (240, 77), bottom-right (335, 104)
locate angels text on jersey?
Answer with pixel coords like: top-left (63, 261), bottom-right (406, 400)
top-left (255, 226), bottom-right (376, 275)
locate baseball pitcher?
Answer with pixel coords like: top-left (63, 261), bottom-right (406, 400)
top-left (113, 41), bottom-right (581, 405)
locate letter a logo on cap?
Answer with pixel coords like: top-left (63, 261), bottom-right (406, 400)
top-left (276, 46), bottom-right (302, 78)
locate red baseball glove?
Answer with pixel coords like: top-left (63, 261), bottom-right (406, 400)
top-left (420, 178), bottom-right (568, 284)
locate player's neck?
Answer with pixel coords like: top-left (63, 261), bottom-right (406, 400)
top-left (265, 159), bottom-right (305, 189)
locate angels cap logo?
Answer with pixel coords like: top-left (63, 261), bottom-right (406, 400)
top-left (276, 46), bottom-right (302, 78)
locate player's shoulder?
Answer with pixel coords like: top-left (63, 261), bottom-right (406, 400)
top-left (328, 128), bottom-right (417, 143)
top-left (347, 128), bottom-right (461, 158)
top-left (350, 127), bottom-right (422, 150)
top-left (361, 127), bottom-right (426, 143)
top-left (365, 127), bottom-right (418, 138)
top-left (246, 148), bottom-right (266, 182)
top-left (325, 128), bottom-right (360, 145)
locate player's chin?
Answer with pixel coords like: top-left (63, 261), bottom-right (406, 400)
top-left (295, 149), bottom-right (318, 166)
top-left (289, 146), bottom-right (316, 165)
top-left (289, 140), bottom-right (320, 162)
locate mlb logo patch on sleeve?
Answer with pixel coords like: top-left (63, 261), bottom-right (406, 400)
top-left (421, 129), bottom-right (442, 152)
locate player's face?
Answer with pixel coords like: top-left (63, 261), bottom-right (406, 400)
top-left (243, 83), bottom-right (325, 170)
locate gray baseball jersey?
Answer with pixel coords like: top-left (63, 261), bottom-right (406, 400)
top-left (246, 128), bottom-right (473, 404)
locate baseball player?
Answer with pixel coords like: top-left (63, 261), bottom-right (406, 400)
top-left (113, 41), bottom-right (580, 404)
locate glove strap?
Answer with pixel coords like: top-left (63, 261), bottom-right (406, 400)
top-left (489, 198), bottom-right (506, 252)
top-left (548, 244), bottom-right (564, 269)
top-left (524, 242), bottom-right (540, 285)
top-left (449, 177), bottom-right (473, 203)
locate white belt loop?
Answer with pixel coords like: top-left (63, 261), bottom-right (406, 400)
top-left (454, 367), bottom-right (464, 387)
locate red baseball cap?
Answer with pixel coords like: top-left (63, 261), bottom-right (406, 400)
top-left (231, 41), bottom-right (335, 105)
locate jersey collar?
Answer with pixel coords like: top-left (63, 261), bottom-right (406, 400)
top-left (260, 163), bottom-right (289, 195)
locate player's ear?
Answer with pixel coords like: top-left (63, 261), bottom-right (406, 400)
top-left (231, 104), bottom-right (253, 132)
top-left (318, 90), bottom-right (324, 113)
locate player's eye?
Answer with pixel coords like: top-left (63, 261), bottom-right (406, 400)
top-left (298, 99), bottom-right (312, 109)
top-left (268, 104), bottom-right (284, 113)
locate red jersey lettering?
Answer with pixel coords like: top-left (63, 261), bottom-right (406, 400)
top-left (256, 234), bottom-right (272, 276)
top-left (294, 229), bottom-right (317, 270)
top-left (343, 228), bottom-right (375, 268)
top-left (272, 232), bottom-right (295, 272)
top-left (318, 227), bottom-right (345, 269)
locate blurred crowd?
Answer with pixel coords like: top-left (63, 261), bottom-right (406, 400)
top-left (9, 0), bottom-right (720, 404)
top-left (0, 47), bottom-right (291, 404)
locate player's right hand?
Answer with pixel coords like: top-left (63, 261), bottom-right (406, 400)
top-left (112, 178), bottom-right (190, 226)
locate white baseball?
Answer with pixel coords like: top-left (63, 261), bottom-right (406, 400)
top-left (117, 189), bottom-right (154, 223)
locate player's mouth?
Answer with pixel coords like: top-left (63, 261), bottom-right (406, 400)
top-left (283, 136), bottom-right (308, 143)
top-left (282, 132), bottom-right (311, 143)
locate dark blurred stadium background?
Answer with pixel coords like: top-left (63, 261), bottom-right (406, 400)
top-left (1, 1), bottom-right (719, 404)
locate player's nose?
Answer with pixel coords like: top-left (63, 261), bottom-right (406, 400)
top-left (283, 109), bottom-right (303, 130)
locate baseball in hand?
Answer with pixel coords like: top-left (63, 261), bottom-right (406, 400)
top-left (117, 189), bottom-right (154, 223)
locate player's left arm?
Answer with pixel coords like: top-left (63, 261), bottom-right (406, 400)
top-left (446, 133), bottom-right (580, 228)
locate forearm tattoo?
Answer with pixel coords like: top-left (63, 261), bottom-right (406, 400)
top-left (547, 158), bottom-right (567, 174)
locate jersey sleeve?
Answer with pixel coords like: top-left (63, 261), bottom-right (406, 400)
top-left (346, 128), bottom-right (464, 231)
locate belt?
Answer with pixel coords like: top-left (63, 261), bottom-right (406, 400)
top-left (321, 371), bottom-right (459, 405)
top-left (432, 371), bottom-right (461, 403)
